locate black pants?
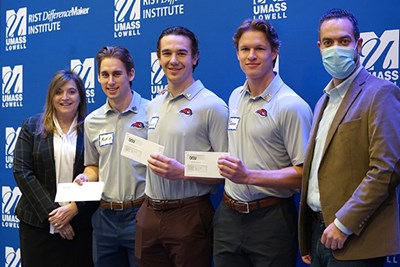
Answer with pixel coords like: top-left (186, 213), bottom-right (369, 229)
top-left (19, 221), bottom-right (94, 267)
top-left (213, 198), bottom-right (298, 267)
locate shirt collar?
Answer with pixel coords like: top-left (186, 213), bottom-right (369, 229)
top-left (104, 91), bottom-right (141, 114)
top-left (241, 72), bottom-right (283, 102)
top-left (166, 80), bottom-right (204, 101)
top-left (53, 114), bottom-right (78, 137)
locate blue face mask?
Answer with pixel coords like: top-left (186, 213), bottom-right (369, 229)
top-left (321, 44), bottom-right (358, 79)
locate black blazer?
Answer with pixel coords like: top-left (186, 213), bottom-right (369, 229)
top-left (13, 114), bottom-right (97, 229)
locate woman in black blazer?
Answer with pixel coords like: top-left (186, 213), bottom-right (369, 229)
top-left (13, 70), bottom-right (98, 267)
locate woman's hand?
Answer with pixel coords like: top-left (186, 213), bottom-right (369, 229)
top-left (48, 202), bottom-right (78, 229)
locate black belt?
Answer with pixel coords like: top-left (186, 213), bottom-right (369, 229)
top-left (100, 198), bottom-right (144, 211)
top-left (146, 194), bottom-right (209, 211)
top-left (223, 192), bottom-right (291, 213)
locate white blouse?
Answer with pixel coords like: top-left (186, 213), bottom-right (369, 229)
top-left (53, 115), bottom-right (77, 191)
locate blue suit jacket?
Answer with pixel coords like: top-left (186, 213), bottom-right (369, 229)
top-left (13, 114), bottom-right (97, 229)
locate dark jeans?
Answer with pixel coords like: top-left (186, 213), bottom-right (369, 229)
top-left (213, 198), bottom-right (298, 267)
top-left (310, 220), bottom-right (385, 267)
top-left (92, 207), bottom-right (139, 267)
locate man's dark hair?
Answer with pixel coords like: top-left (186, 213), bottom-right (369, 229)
top-left (319, 8), bottom-right (360, 40)
top-left (156, 26), bottom-right (200, 70)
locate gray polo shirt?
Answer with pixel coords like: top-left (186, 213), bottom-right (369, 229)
top-left (146, 80), bottom-right (228, 200)
top-left (84, 91), bottom-right (149, 202)
top-left (225, 74), bottom-right (312, 202)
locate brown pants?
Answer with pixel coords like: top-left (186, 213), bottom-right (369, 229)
top-left (135, 196), bottom-right (214, 267)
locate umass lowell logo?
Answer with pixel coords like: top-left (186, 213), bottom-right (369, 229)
top-left (71, 58), bottom-right (96, 104)
top-left (2, 186), bottom-right (21, 229)
top-left (360, 29), bottom-right (399, 85)
top-left (5, 246), bottom-right (21, 267)
top-left (5, 127), bottom-right (21, 169)
top-left (114, 0), bottom-right (141, 37)
top-left (150, 52), bottom-right (167, 99)
top-left (2, 65), bottom-right (23, 108)
top-left (5, 8), bottom-right (27, 51)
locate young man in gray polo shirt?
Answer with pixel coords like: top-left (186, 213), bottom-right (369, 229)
top-left (135, 26), bottom-right (228, 267)
top-left (75, 46), bottom-right (149, 267)
top-left (213, 19), bottom-right (312, 267)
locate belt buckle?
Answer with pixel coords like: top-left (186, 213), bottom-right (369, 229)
top-left (111, 201), bottom-right (124, 211)
top-left (150, 199), bottom-right (165, 210)
top-left (236, 201), bottom-right (250, 213)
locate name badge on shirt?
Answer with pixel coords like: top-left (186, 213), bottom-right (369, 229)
top-left (99, 132), bottom-right (114, 147)
top-left (149, 116), bottom-right (159, 129)
top-left (228, 117), bottom-right (240, 131)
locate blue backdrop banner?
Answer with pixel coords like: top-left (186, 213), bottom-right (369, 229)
top-left (1, 0), bottom-right (399, 266)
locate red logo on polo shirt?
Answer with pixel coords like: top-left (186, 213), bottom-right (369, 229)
top-left (255, 109), bottom-right (267, 117)
top-left (131, 122), bottom-right (145, 128)
top-left (179, 108), bottom-right (193, 116)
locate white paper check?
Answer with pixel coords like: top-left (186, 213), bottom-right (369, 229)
top-left (184, 151), bottom-right (229, 178)
top-left (121, 132), bottom-right (164, 165)
top-left (55, 182), bottom-right (104, 202)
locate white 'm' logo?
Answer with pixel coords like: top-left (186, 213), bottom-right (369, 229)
top-left (115, 0), bottom-right (141, 22)
top-left (360, 29), bottom-right (399, 71)
top-left (71, 58), bottom-right (95, 89)
top-left (151, 52), bottom-right (165, 85)
top-left (5, 8), bottom-right (27, 38)
top-left (2, 186), bottom-right (21, 214)
top-left (2, 66), bottom-right (23, 94)
top-left (5, 246), bottom-right (21, 267)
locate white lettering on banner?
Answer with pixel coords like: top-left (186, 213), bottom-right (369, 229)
top-left (114, 29), bottom-right (141, 37)
top-left (5, 6), bottom-right (90, 51)
top-left (254, 12), bottom-right (287, 20)
top-left (5, 43), bottom-right (27, 51)
top-left (253, 2), bottom-right (287, 13)
top-left (114, 21), bottom-right (141, 31)
top-left (41, 7), bottom-right (90, 22)
top-left (387, 255), bottom-right (399, 263)
top-left (143, 0), bottom-right (181, 5)
top-left (27, 21), bottom-right (61, 34)
top-left (142, 4), bottom-right (184, 18)
top-left (1, 102), bottom-right (23, 108)
top-left (28, 12), bottom-right (42, 23)
top-left (5, 37), bottom-right (26, 46)
top-left (252, 0), bottom-right (288, 20)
